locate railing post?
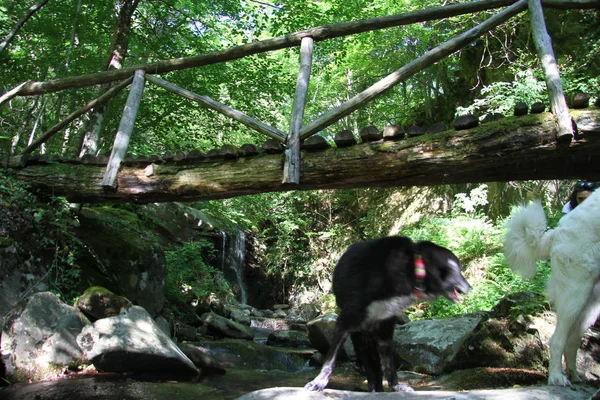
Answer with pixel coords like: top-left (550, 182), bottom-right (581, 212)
top-left (283, 36), bottom-right (313, 184)
top-left (528, 0), bottom-right (573, 142)
top-left (102, 69), bottom-right (145, 191)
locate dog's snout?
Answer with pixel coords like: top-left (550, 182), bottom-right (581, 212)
top-left (458, 279), bottom-right (471, 294)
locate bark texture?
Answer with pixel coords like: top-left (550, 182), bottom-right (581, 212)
top-left (5, 110), bottom-right (600, 203)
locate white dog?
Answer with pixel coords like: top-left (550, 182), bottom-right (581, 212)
top-left (504, 189), bottom-right (600, 386)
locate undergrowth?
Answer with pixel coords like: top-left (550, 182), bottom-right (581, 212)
top-left (164, 240), bottom-right (233, 315)
top-left (0, 172), bottom-right (82, 302)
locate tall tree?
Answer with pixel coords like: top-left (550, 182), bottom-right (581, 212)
top-left (77, 0), bottom-right (141, 157)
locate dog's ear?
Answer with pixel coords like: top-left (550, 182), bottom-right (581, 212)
top-left (416, 241), bottom-right (459, 276)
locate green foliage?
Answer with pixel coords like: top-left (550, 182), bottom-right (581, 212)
top-left (456, 69), bottom-right (547, 117)
top-left (0, 172), bottom-right (82, 302)
top-left (165, 240), bottom-right (232, 311)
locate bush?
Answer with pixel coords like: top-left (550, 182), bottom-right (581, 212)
top-left (165, 240), bottom-right (232, 311)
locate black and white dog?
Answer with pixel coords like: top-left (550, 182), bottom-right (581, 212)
top-left (305, 236), bottom-right (471, 392)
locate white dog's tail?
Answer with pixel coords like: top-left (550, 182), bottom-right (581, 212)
top-left (504, 201), bottom-right (553, 279)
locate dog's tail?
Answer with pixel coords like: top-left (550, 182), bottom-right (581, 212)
top-left (504, 201), bottom-right (553, 279)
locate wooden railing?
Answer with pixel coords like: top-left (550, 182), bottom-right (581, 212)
top-left (1, 0), bottom-right (599, 191)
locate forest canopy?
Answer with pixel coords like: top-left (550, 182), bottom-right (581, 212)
top-left (0, 0), bottom-right (598, 159)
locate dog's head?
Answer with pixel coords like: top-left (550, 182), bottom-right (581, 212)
top-left (415, 241), bottom-right (471, 303)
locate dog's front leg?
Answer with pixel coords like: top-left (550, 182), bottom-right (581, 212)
top-left (378, 339), bottom-right (413, 392)
top-left (305, 329), bottom-right (349, 391)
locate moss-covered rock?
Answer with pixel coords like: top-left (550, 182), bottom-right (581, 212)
top-left (75, 206), bottom-right (166, 317)
top-left (76, 286), bottom-right (132, 320)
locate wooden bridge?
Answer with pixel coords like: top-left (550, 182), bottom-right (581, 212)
top-left (2, 0), bottom-right (600, 203)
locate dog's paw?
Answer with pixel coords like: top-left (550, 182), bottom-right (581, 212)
top-left (548, 372), bottom-right (571, 386)
top-left (567, 370), bottom-right (583, 384)
top-left (304, 379), bottom-right (327, 391)
top-left (392, 383), bottom-right (414, 392)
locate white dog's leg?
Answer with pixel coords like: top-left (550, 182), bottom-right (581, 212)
top-left (564, 327), bottom-right (584, 383)
top-left (548, 323), bottom-right (571, 386)
top-left (565, 296), bottom-right (600, 383)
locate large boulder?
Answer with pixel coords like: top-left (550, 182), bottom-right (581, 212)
top-left (393, 314), bottom-right (483, 375)
top-left (74, 207), bottom-right (166, 317)
top-left (76, 305), bottom-right (198, 377)
top-left (1, 292), bottom-right (90, 381)
top-left (450, 292), bottom-right (548, 372)
top-left (200, 311), bottom-right (254, 340)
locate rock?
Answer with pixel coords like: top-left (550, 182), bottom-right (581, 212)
top-left (572, 93), bottom-right (591, 109)
top-left (262, 139), bottom-right (283, 154)
top-left (239, 143), bottom-right (259, 157)
top-left (266, 330), bottom-right (311, 348)
top-left (359, 125), bottom-right (381, 142)
top-left (382, 124), bottom-right (405, 140)
top-left (514, 102), bottom-right (528, 116)
top-left (406, 124), bottom-right (425, 137)
top-left (393, 315), bottom-right (482, 375)
top-left (200, 311), bottom-right (254, 340)
top-left (75, 207), bottom-right (166, 317)
top-left (196, 339), bottom-right (311, 372)
top-left (236, 385), bottom-right (598, 400)
top-left (1, 292), bottom-right (90, 381)
top-left (426, 122), bottom-right (446, 134)
top-left (306, 313), bottom-right (338, 354)
top-left (76, 305), bottom-right (198, 377)
top-left (286, 303), bottom-right (320, 324)
top-left (530, 102), bottom-right (545, 114)
top-left (334, 129), bottom-right (357, 148)
top-left (302, 135), bottom-right (330, 151)
top-left (481, 113), bottom-right (504, 123)
top-left (454, 114), bottom-right (479, 130)
top-left (227, 306), bottom-right (251, 326)
top-left (155, 315), bottom-right (172, 337)
top-left (76, 286), bottom-right (132, 320)
top-left (176, 343), bottom-right (226, 375)
top-left (273, 309), bottom-right (287, 318)
top-left (174, 322), bottom-right (199, 342)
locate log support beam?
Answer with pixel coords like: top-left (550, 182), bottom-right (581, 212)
top-left (102, 70), bottom-right (145, 190)
top-left (5, 110), bottom-right (600, 204)
top-left (284, 36), bottom-right (313, 184)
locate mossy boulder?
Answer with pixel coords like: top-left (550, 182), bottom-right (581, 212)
top-left (76, 286), bottom-right (133, 321)
top-left (74, 207), bottom-right (166, 317)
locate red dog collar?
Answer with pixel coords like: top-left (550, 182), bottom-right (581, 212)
top-left (414, 256), bottom-right (426, 298)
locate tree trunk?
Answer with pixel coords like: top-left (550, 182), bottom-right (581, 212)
top-left (78, 0), bottom-right (141, 157)
top-left (0, 0), bottom-right (49, 54)
top-left (5, 110), bottom-right (600, 204)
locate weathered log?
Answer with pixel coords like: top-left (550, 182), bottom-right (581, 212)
top-left (528, 0), bottom-right (573, 142)
top-left (6, 0), bottom-right (599, 99)
top-left (284, 36), bottom-right (313, 184)
top-left (102, 70), bottom-right (146, 190)
top-left (5, 109), bottom-right (599, 204)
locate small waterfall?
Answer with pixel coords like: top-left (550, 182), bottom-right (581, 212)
top-left (220, 231), bottom-right (227, 272)
top-left (220, 229), bottom-right (248, 304)
top-left (231, 230), bottom-right (248, 304)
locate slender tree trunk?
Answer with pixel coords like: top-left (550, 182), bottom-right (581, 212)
top-left (10, 97), bottom-right (39, 155)
top-left (78, 0), bottom-right (141, 157)
top-left (27, 98), bottom-right (47, 152)
top-left (56, 0), bottom-right (83, 124)
top-left (0, 0), bottom-right (49, 54)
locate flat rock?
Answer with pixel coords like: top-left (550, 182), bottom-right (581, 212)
top-left (236, 385), bottom-right (598, 400)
